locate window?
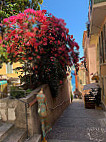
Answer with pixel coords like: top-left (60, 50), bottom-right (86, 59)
top-left (101, 31), bottom-right (104, 63)
top-left (80, 80), bottom-right (82, 84)
top-left (103, 24), bottom-right (106, 62)
top-left (104, 77), bottom-right (106, 98)
top-left (99, 37), bottom-right (102, 64)
top-left (102, 77), bottom-right (104, 96)
top-left (6, 63), bottom-right (13, 74)
top-left (99, 28), bottom-right (105, 64)
top-left (97, 43), bottom-right (99, 61)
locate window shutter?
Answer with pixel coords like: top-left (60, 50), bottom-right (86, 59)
top-left (7, 63), bottom-right (12, 74)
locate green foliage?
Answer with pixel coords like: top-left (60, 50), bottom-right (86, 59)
top-left (20, 74), bottom-right (41, 90)
top-left (0, 44), bottom-right (8, 68)
top-left (10, 86), bottom-right (26, 99)
top-left (26, 88), bottom-right (32, 94)
top-left (0, 0), bottom-right (43, 20)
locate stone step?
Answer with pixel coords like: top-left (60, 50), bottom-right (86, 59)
top-left (24, 134), bottom-right (41, 142)
top-left (0, 122), bottom-right (14, 142)
top-left (2, 127), bottom-right (26, 142)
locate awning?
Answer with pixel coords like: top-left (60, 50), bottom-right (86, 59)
top-left (83, 83), bottom-right (100, 90)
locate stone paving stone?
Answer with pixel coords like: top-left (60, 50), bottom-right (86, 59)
top-left (46, 99), bottom-right (106, 142)
top-left (48, 140), bottom-right (91, 142)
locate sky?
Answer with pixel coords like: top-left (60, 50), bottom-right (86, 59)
top-left (41, 0), bottom-right (89, 92)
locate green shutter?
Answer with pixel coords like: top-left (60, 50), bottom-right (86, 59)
top-left (7, 63), bottom-right (12, 74)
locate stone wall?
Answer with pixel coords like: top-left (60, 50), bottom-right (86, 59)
top-left (0, 88), bottom-right (41, 135)
top-left (0, 98), bottom-right (17, 121)
top-left (44, 78), bottom-right (70, 126)
top-left (0, 78), bottom-right (70, 136)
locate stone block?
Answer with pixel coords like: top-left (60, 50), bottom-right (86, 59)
top-left (8, 99), bottom-right (18, 108)
top-left (0, 109), bottom-right (7, 121)
top-left (0, 102), bottom-right (7, 108)
top-left (8, 108), bottom-right (16, 121)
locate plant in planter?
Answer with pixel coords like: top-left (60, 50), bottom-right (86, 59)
top-left (1, 9), bottom-right (79, 97)
top-left (10, 86), bottom-right (26, 99)
top-left (10, 86), bottom-right (33, 98)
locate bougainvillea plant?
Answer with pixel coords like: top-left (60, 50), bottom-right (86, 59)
top-left (1, 9), bottom-right (79, 97)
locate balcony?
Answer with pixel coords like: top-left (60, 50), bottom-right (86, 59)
top-left (90, 0), bottom-right (106, 35)
top-left (94, 0), bottom-right (106, 4)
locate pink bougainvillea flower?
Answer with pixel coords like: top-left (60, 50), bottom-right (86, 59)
top-left (2, 8), bottom-right (80, 90)
top-left (0, 40), bottom-right (2, 44)
top-left (66, 28), bottom-right (69, 34)
top-left (3, 18), bottom-right (8, 23)
top-left (42, 10), bottom-right (47, 13)
top-left (37, 56), bottom-right (40, 59)
top-left (60, 80), bottom-right (63, 84)
top-left (62, 32), bottom-right (64, 37)
top-left (43, 38), bottom-right (47, 42)
top-left (0, 23), bottom-right (3, 26)
top-left (74, 42), bottom-right (79, 50)
top-left (70, 35), bottom-right (73, 39)
top-left (22, 57), bottom-right (26, 60)
top-left (43, 42), bottom-right (47, 46)
top-left (49, 40), bottom-right (53, 44)
top-left (58, 40), bottom-right (60, 45)
top-left (28, 57), bottom-right (32, 60)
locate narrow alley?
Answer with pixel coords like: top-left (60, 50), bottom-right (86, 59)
top-left (47, 99), bottom-right (106, 142)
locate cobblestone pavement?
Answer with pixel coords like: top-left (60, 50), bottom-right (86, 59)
top-left (46, 99), bottom-right (106, 142)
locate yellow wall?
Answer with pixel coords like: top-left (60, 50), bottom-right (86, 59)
top-left (78, 66), bottom-right (86, 93)
top-left (0, 63), bottom-right (6, 74)
top-left (0, 62), bottom-right (22, 78)
top-left (90, 35), bottom-right (98, 72)
top-left (0, 35), bottom-right (22, 78)
top-left (90, 35), bottom-right (98, 46)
